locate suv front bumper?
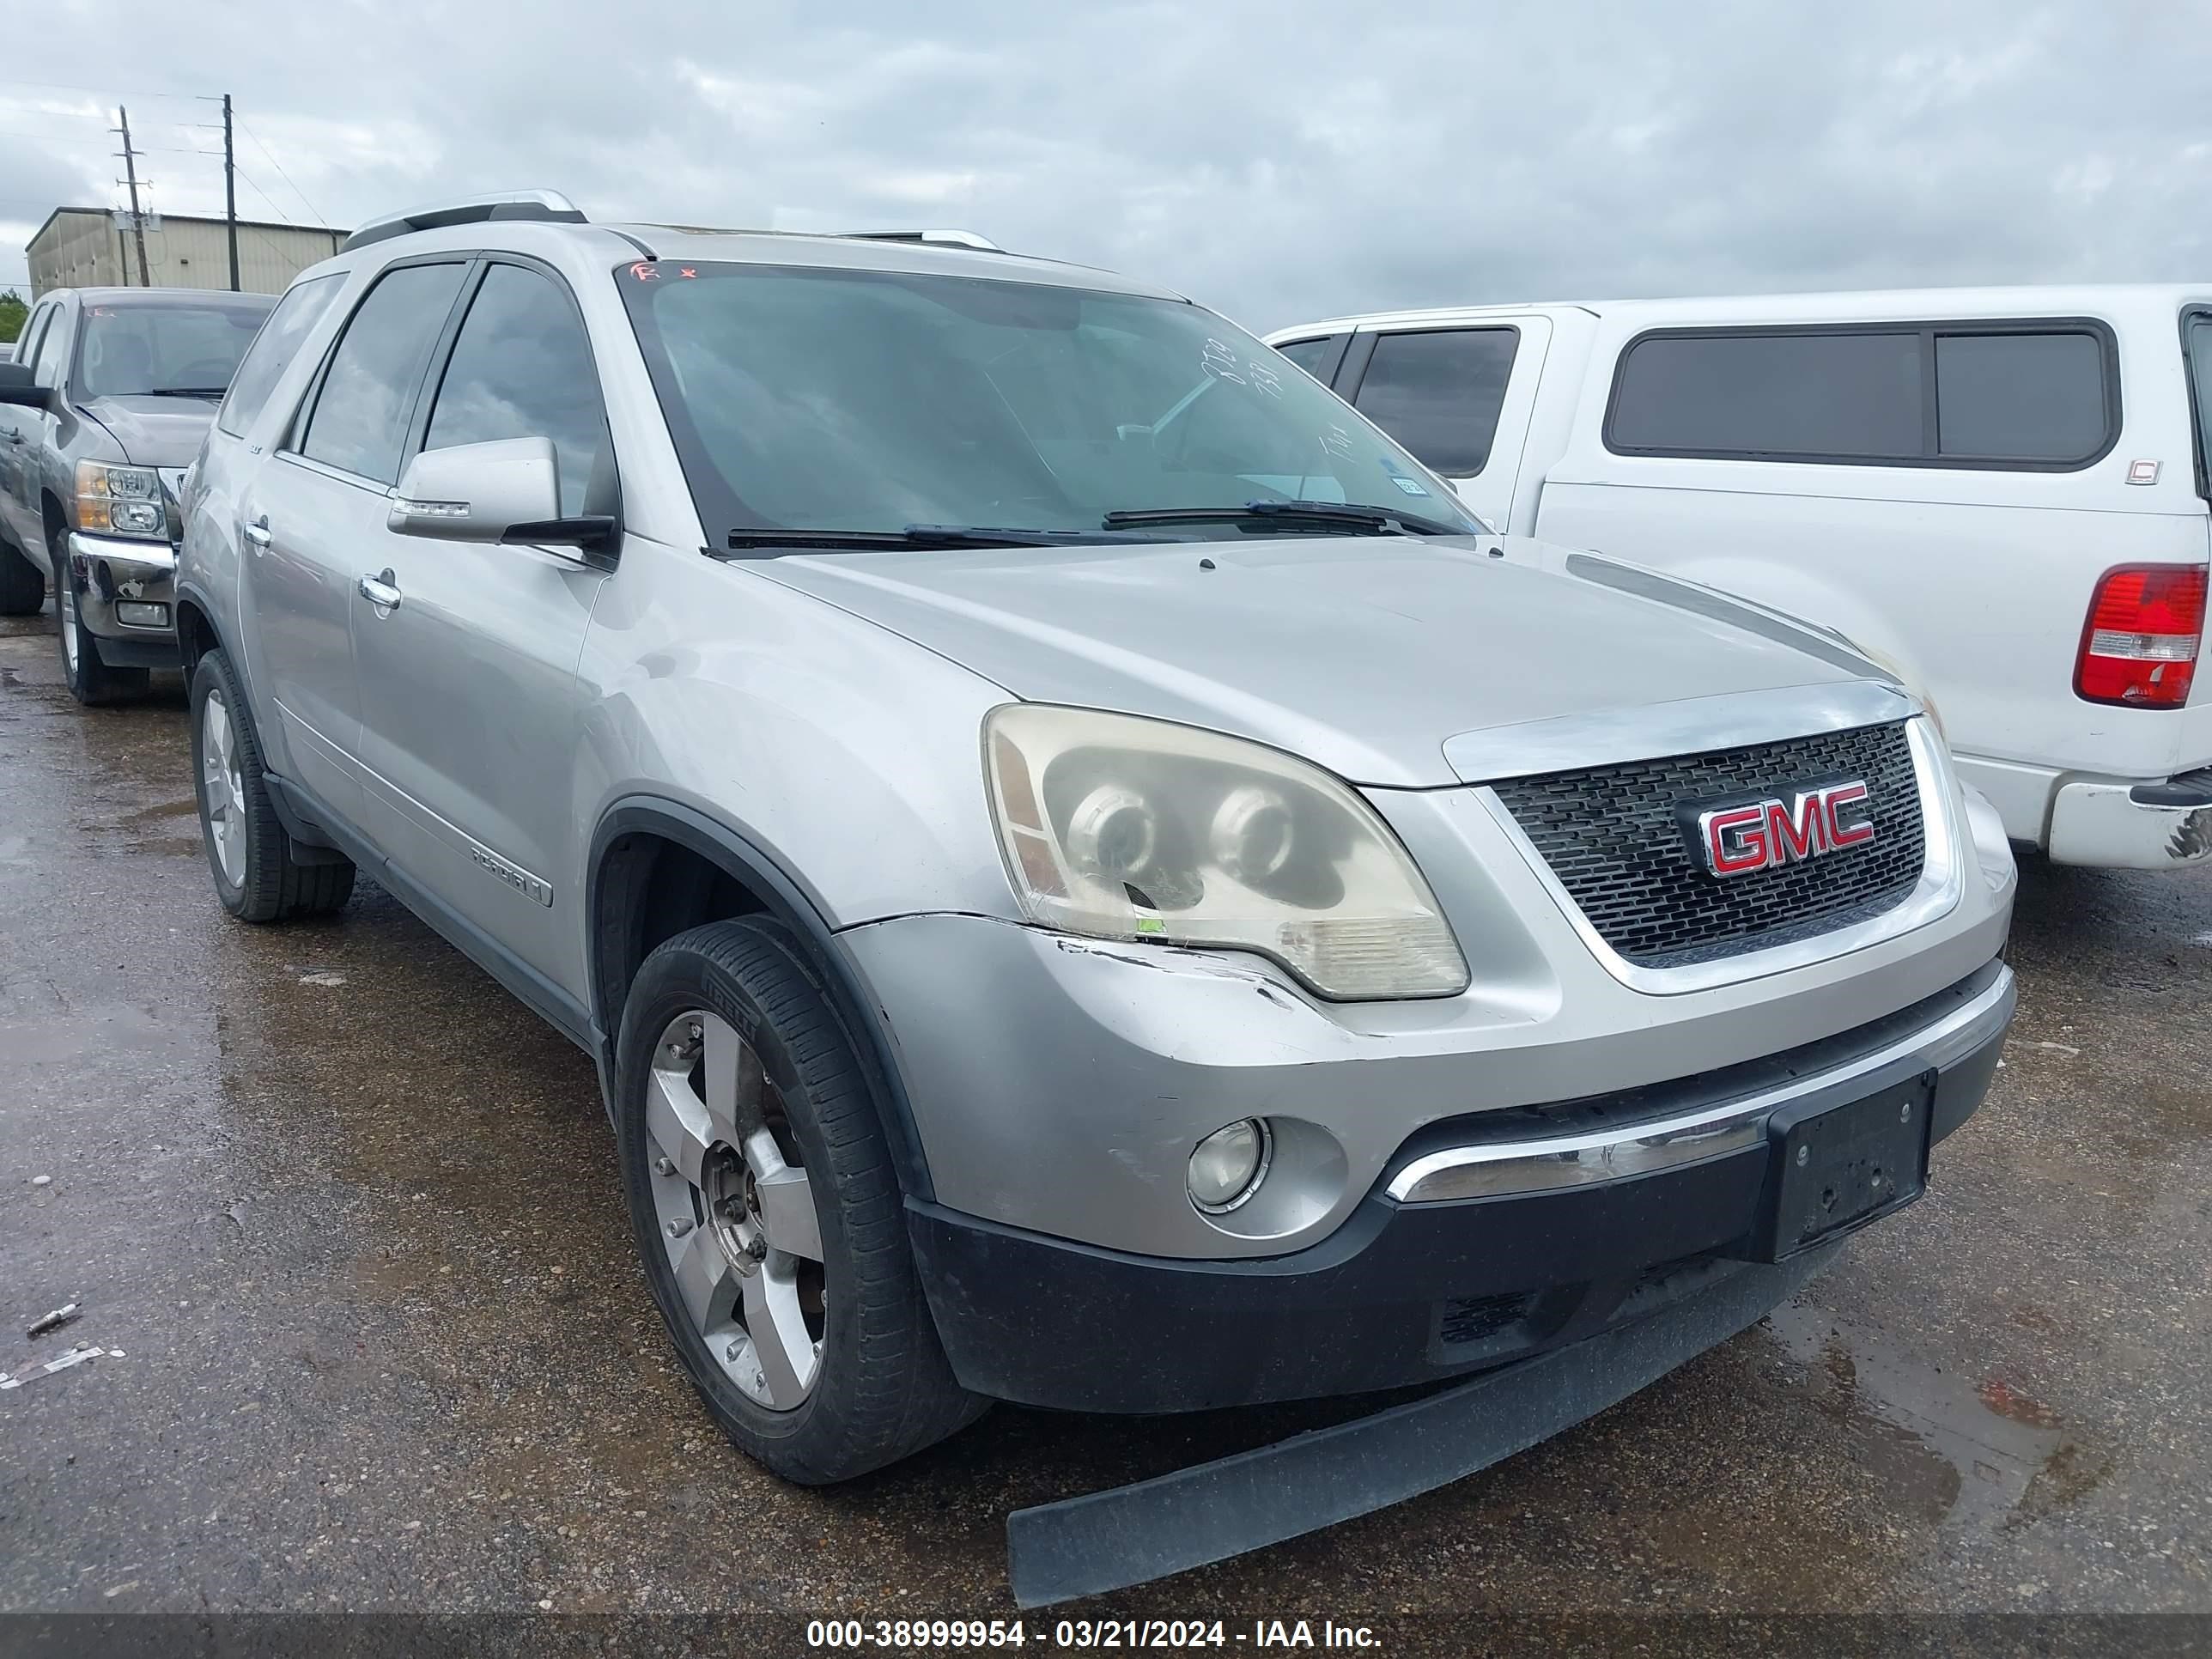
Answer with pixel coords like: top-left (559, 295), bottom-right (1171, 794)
top-left (66, 532), bottom-right (179, 666)
top-left (908, 958), bottom-right (2011, 1413)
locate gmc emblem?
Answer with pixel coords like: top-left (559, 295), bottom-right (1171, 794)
top-left (1693, 781), bottom-right (1875, 878)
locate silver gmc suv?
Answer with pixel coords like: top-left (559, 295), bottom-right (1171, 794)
top-left (177, 193), bottom-right (2017, 1511)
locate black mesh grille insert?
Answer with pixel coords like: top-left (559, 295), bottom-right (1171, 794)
top-left (1490, 721), bottom-right (1926, 968)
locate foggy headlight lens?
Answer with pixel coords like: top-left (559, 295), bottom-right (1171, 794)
top-left (983, 704), bottom-right (1470, 1000)
top-left (77, 461), bottom-right (166, 539)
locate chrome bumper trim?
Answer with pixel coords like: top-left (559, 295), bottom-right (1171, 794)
top-left (68, 531), bottom-right (177, 575)
top-left (1386, 964), bottom-right (2014, 1205)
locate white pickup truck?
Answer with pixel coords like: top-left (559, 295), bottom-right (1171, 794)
top-left (1269, 287), bottom-right (2212, 869)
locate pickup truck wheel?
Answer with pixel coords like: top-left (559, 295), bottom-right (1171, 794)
top-left (617, 918), bottom-right (984, 1484)
top-left (56, 559), bottom-right (149, 705)
top-left (189, 647), bottom-right (356, 921)
top-left (0, 533), bottom-right (40, 616)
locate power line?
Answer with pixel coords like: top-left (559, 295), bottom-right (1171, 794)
top-left (237, 119), bottom-right (330, 227)
top-left (230, 164), bottom-right (298, 227)
top-left (0, 76), bottom-right (203, 101)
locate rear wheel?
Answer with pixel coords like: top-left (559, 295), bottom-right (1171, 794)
top-left (0, 533), bottom-right (40, 617)
top-left (190, 647), bottom-right (356, 921)
top-left (617, 918), bottom-right (983, 1484)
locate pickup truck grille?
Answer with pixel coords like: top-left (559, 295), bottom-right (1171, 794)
top-left (1490, 720), bottom-right (1926, 968)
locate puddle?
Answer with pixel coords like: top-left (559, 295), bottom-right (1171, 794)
top-left (1761, 1301), bottom-right (2103, 1532)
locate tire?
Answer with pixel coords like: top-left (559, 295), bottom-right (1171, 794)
top-left (55, 549), bottom-right (149, 706)
top-left (617, 917), bottom-right (984, 1484)
top-left (0, 532), bottom-right (40, 617)
top-left (189, 647), bottom-right (356, 922)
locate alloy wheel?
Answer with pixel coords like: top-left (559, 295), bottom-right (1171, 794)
top-left (646, 1008), bottom-right (825, 1410)
top-left (59, 579), bottom-right (79, 676)
top-left (200, 687), bottom-right (246, 886)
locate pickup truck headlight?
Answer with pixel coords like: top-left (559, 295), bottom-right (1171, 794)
top-left (76, 460), bottom-right (166, 539)
top-left (984, 704), bottom-right (1471, 1000)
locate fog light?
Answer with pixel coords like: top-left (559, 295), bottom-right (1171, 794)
top-left (1188, 1118), bottom-right (1272, 1214)
top-left (116, 601), bottom-right (169, 629)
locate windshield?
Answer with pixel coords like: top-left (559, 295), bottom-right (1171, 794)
top-left (618, 261), bottom-right (1482, 545)
top-left (75, 297), bottom-right (276, 399)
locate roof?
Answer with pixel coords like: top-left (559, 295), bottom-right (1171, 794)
top-left (1273, 283), bottom-right (2212, 337)
top-left (603, 223), bottom-right (1184, 301)
top-left (28, 205), bottom-right (344, 246)
top-left (46, 285), bottom-right (277, 307)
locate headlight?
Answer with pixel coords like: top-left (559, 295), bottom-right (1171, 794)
top-left (983, 704), bottom-right (1470, 1000)
top-left (77, 460), bottom-right (166, 539)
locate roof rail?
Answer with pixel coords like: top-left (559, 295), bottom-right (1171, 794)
top-left (844, 228), bottom-right (1002, 252)
top-left (343, 190), bottom-right (586, 252)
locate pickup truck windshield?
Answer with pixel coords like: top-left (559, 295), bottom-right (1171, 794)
top-left (76, 297), bottom-right (276, 400)
top-left (620, 262), bottom-right (1481, 546)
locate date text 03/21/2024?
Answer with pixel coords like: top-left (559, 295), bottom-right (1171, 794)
top-left (805, 1619), bottom-right (1384, 1650)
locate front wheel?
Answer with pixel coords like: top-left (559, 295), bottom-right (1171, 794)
top-left (617, 918), bottom-right (984, 1484)
top-left (56, 556), bottom-right (149, 706)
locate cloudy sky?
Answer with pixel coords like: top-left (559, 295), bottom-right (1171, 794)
top-left (2, 0), bottom-right (2206, 331)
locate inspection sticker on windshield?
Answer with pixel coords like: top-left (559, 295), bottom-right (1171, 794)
top-left (1380, 459), bottom-right (1431, 496)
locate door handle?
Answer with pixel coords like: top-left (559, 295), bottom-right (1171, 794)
top-left (242, 516), bottom-right (272, 550)
top-left (358, 568), bottom-right (402, 611)
top-left (2, 431), bottom-right (21, 446)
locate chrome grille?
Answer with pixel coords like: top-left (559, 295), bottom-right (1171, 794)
top-left (1491, 720), bottom-right (1926, 968)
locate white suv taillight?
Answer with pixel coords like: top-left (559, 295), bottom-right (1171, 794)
top-left (2075, 564), bottom-right (2209, 708)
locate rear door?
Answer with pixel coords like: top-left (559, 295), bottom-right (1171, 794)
top-left (3, 300), bottom-right (70, 561)
top-left (240, 257), bottom-right (471, 825)
top-left (349, 255), bottom-right (614, 987)
top-left (1337, 318), bottom-right (1553, 531)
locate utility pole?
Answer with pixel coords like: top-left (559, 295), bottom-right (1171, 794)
top-left (114, 106), bottom-right (151, 287)
top-left (221, 94), bottom-right (240, 291)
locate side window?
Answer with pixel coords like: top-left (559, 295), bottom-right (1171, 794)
top-left (1933, 331), bottom-right (2107, 462)
top-left (2189, 314), bottom-right (2212, 498)
top-left (299, 262), bottom-right (469, 483)
top-left (30, 307), bottom-right (70, 387)
top-left (1607, 324), bottom-right (2117, 469)
top-left (219, 273), bottom-right (347, 439)
top-left (1607, 331), bottom-right (1923, 460)
top-left (421, 263), bottom-right (608, 517)
top-left (1273, 335), bottom-right (1344, 383)
top-left (11, 304), bottom-right (51, 368)
top-left (1352, 329), bottom-right (1519, 476)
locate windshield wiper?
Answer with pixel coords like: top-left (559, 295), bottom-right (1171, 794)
top-left (725, 524), bottom-right (1161, 553)
top-left (144, 387), bottom-right (228, 399)
top-left (1101, 500), bottom-right (1470, 538)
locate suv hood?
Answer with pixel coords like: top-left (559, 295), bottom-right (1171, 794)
top-left (76, 393), bottom-right (221, 467)
top-left (750, 535), bottom-right (1883, 787)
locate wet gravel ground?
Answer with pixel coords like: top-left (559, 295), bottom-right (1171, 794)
top-left (3, 602), bottom-right (2209, 1650)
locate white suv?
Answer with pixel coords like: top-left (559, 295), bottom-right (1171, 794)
top-left (1270, 287), bottom-right (2212, 869)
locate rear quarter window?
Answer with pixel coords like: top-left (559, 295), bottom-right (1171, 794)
top-left (219, 273), bottom-right (347, 439)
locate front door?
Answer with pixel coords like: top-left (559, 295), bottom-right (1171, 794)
top-left (349, 258), bottom-right (614, 988)
top-left (241, 258), bottom-right (472, 825)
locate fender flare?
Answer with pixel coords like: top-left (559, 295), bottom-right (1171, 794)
top-left (586, 795), bottom-right (935, 1201)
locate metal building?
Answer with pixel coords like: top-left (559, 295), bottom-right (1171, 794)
top-left (26, 208), bottom-right (344, 298)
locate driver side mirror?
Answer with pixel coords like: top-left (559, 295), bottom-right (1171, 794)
top-left (0, 362), bottom-right (53, 410)
top-left (387, 435), bottom-right (612, 549)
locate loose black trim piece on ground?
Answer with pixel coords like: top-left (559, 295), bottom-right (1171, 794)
top-left (1004, 1242), bottom-right (1839, 1608)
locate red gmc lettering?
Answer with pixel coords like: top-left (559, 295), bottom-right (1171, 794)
top-left (1699, 781), bottom-right (1875, 877)
top-left (1822, 781), bottom-right (1875, 848)
top-left (1703, 803), bottom-right (1772, 875)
